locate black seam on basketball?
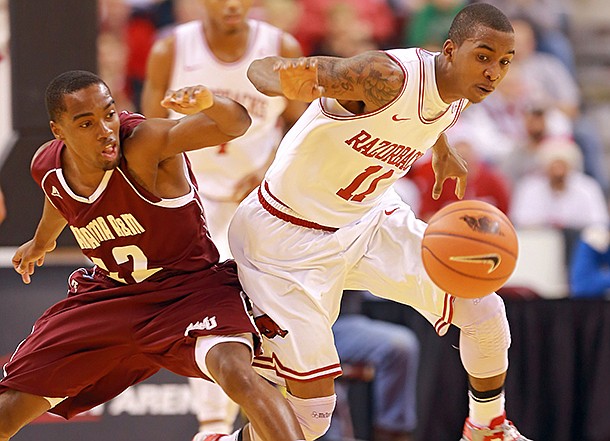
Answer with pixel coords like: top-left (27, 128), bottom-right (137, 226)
top-left (428, 206), bottom-right (512, 224)
top-left (422, 233), bottom-right (518, 258)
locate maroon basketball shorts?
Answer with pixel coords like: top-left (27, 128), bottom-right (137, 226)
top-left (0, 260), bottom-right (258, 419)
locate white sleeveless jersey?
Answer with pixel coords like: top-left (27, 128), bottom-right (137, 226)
top-left (265, 48), bottom-right (468, 228)
top-left (169, 19), bottom-right (288, 200)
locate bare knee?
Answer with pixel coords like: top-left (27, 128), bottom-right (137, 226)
top-left (0, 389), bottom-right (51, 440)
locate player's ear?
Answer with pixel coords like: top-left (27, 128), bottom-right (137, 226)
top-left (49, 121), bottom-right (63, 140)
top-left (443, 39), bottom-right (456, 61)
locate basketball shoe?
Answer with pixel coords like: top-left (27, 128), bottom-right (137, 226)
top-left (460, 414), bottom-right (532, 441)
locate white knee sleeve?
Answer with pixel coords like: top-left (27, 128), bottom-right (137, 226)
top-left (453, 294), bottom-right (511, 378)
top-left (285, 393), bottom-right (336, 441)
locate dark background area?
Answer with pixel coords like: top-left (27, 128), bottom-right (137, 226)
top-left (0, 0), bottom-right (97, 247)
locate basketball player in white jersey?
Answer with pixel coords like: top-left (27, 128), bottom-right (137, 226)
top-left (140, 0), bottom-right (306, 438)
top-left (226, 4), bottom-right (532, 441)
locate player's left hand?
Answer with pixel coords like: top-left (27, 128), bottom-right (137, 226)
top-left (431, 142), bottom-right (468, 200)
top-left (161, 86), bottom-right (215, 115)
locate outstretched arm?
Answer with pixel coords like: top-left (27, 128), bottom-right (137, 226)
top-left (136, 85), bottom-right (252, 160)
top-left (248, 51), bottom-right (404, 111)
top-left (12, 198), bottom-right (67, 284)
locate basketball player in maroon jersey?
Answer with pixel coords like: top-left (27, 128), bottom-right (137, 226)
top-left (0, 70), bottom-right (305, 441)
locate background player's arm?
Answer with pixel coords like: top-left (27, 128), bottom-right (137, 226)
top-left (248, 51), bottom-right (404, 111)
top-left (141, 35), bottom-right (174, 118)
top-left (430, 133), bottom-right (468, 200)
top-left (12, 198), bottom-right (67, 284)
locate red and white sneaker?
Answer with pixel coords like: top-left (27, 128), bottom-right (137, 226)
top-left (191, 434), bottom-right (226, 441)
top-left (460, 414), bottom-right (532, 441)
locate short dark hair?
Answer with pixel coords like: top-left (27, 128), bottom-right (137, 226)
top-left (448, 3), bottom-right (514, 46)
top-left (45, 70), bottom-right (109, 121)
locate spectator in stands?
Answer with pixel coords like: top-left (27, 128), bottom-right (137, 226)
top-left (472, 0), bottom-right (576, 77)
top-left (290, 0), bottom-right (397, 54)
top-left (510, 17), bottom-right (609, 195)
top-left (324, 291), bottom-right (419, 441)
top-left (500, 105), bottom-right (551, 184)
top-left (509, 137), bottom-right (609, 230)
top-left (311, 2), bottom-right (378, 57)
top-left (403, 0), bottom-right (466, 50)
top-left (569, 225), bottom-right (610, 299)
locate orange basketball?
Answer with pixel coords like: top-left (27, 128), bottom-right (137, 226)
top-left (421, 200), bottom-right (519, 298)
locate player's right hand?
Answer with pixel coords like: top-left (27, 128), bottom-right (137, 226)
top-left (274, 57), bottom-right (325, 102)
top-left (12, 239), bottom-right (56, 284)
top-left (161, 86), bottom-right (215, 115)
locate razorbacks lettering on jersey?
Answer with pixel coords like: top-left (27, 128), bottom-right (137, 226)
top-left (31, 111), bottom-right (219, 284)
top-left (169, 19), bottom-right (287, 201)
top-left (264, 48), bottom-right (469, 228)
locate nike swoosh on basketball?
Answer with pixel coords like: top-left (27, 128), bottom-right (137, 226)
top-left (392, 114), bottom-right (411, 122)
top-left (449, 254), bottom-right (501, 273)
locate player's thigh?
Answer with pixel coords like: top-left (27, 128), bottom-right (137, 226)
top-left (0, 389), bottom-right (51, 436)
top-left (346, 204), bottom-right (446, 316)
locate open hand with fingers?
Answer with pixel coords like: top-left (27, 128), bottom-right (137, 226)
top-left (12, 239), bottom-right (57, 284)
top-left (274, 58), bottom-right (325, 102)
top-left (161, 85), bottom-right (215, 115)
top-left (431, 136), bottom-right (468, 200)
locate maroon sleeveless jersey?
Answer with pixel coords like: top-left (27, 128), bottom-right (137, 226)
top-left (0, 112), bottom-right (259, 419)
top-left (31, 111), bottom-right (220, 283)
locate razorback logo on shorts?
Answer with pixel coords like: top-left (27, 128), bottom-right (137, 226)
top-left (254, 314), bottom-right (288, 339)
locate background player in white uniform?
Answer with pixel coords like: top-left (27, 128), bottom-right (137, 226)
top-left (140, 0), bottom-right (306, 437)
top-left (228, 4), bottom-right (531, 441)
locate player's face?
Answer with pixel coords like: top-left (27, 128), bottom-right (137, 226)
top-left (51, 83), bottom-right (121, 171)
top-left (202, 0), bottom-right (252, 32)
top-left (447, 26), bottom-right (515, 103)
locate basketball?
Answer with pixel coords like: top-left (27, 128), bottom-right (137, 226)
top-left (421, 200), bottom-right (519, 298)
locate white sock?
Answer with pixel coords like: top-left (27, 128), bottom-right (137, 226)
top-left (468, 389), bottom-right (505, 427)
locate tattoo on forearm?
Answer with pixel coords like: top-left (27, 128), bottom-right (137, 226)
top-left (321, 55), bottom-right (402, 108)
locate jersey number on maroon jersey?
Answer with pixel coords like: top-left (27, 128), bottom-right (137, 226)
top-left (336, 165), bottom-right (394, 202)
top-left (91, 245), bottom-right (163, 283)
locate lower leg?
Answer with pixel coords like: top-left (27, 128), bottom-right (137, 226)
top-left (468, 372), bottom-right (507, 427)
top-left (205, 342), bottom-right (304, 441)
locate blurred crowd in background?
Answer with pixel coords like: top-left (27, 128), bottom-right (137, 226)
top-left (2, 0), bottom-right (610, 298)
top-left (96, 0), bottom-right (610, 299)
